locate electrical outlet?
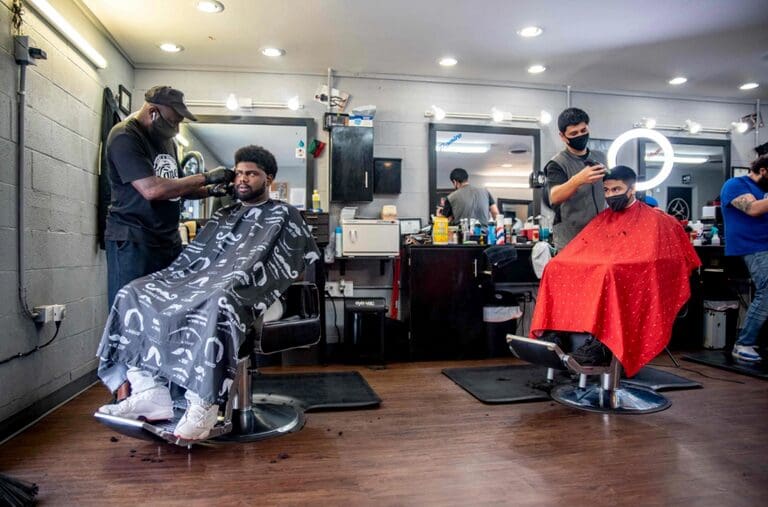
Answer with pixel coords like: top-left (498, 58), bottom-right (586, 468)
top-left (53, 304), bottom-right (67, 323)
top-left (33, 305), bottom-right (54, 324)
top-left (342, 280), bottom-right (353, 297)
top-left (325, 281), bottom-right (342, 297)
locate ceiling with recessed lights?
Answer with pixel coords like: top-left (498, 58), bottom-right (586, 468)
top-left (80, 0), bottom-right (768, 100)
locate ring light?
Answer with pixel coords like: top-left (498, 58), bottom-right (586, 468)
top-left (607, 128), bottom-right (674, 191)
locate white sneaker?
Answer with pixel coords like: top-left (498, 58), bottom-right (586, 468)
top-left (174, 403), bottom-right (219, 440)
top-left (98, 386), bottom-right (174, 421)
top-left (732, 345), bottom-right (762, 362)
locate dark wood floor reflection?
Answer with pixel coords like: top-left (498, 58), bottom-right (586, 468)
top-left (1, 357), bottom-right (767, 506)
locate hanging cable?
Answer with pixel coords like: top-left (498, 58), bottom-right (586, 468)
top-left (0, 322), bottom-right (62, 366)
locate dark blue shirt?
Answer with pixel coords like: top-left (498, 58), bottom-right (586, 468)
top-left (720, 175), bottom-right (768, 256)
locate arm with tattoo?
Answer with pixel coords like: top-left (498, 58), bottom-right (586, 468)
top-left (732, 193), bottom-right (768, 217)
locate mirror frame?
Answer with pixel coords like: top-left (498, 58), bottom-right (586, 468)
top-left (192, 115), bottom-right (316, 209)
top-left (428, 123), bottom-right (541, 219)
top-left (637, 135), bottom-right (731, 186)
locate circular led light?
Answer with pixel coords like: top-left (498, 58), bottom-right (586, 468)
top-left (196, 1), bottom-right (224, 13)
top-left (261, 47), bottom-right (286, 57)
top-left (538, 110), bottom-right (552, 125)
top-left (439, 57), bottom-right (458, 67)
top-left (527, 64), bottom-right (546, 74)
top-left (159, 43), bottom-right (183, 53)
top-left (287, 96), bottom-right (301, 111)
top-left (739, 82), bottom-right (759, 90)
top-left (517, 26), bottom-right (543, 38)
top-left (607, 128), bottom-right (675, 192)
top-left (669, 76), bottom-right (687, 85)
top-left (732, 121), bottom-right (749, 134)
top-left (491, 108), bottom-right (505, 122)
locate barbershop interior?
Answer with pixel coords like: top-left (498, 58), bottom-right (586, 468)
top-left (1, 1), bottom-right (768, 505)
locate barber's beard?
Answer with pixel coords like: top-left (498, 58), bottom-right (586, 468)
top-left (235, 181), bottom-right (268, 203)
top-left (758, 176), bottom-right (768, 192)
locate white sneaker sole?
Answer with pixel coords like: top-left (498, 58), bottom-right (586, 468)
top-left (98, 404), bottom-right (174, 422)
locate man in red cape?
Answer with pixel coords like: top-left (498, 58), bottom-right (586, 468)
top-left (530, 166), bottom-right (701, 377)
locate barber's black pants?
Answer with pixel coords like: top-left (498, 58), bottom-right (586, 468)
top-left (106, 240), bottom-right (182, 309)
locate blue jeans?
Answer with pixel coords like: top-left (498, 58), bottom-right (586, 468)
top-left (735, 250), bottom-right (768, 347)
top-left (106, 240), bottom-right (182, 309)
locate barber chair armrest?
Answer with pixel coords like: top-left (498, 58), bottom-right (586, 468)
top-left (252, 282), bottom-right (322, 355)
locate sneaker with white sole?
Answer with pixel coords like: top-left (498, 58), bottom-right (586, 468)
top-left (173, 403), bottom-right (220, 441)
top-left (98, 386), bottom-right (174, 421)
top-left (732, 345), bottom-right (762, 362)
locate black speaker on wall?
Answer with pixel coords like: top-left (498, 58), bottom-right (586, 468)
top-left (373, 157), bottom-right (402, 194)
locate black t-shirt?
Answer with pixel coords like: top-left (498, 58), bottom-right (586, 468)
top-left (544, 149), bottom-right (592, 224)
top-left (104, 118), bottom-right (182, 247)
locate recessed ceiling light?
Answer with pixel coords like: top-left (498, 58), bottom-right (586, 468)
top-left (517, 26), bottom-right (543, 38)
top-left (739, 82), bottom-right (759, 90)
top-left (439, 57), bottom-right (458, 67)
top-left (261, 47), bottom-right (286, 57)
top-left (669, 76), bottom-right (687, 85)
top-left (196, 1), bottom-right (224, 13)
top-left (159, 43), bottom-right (183, 53)
top-left (527, 64), bottom-right (546, 74)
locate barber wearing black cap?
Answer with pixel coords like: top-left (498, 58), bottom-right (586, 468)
top-left (104, 85), bottom-right (234, 308)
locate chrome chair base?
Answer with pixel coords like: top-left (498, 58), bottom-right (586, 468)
top-left (215, 394), bottom-right (305, 443)
top-left (94, 408), bottom-right (233, 447)
top-left (551, 381), bottom-right (671, 414)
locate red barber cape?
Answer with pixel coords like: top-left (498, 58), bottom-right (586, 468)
top-left (530, 202), bottom-right (701, 377)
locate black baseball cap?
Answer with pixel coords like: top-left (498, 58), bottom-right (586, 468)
top-left (144, 85), bottom-right (197, 121)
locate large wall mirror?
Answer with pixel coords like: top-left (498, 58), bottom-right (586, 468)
top-left (178, 115), bottom-right (315, 218)
top-left (428, 123), bottom-right (541, 222)
top-left (638, 136), bottom-right (730, 221)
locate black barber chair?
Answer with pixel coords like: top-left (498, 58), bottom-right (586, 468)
top-left (507, 333), bottom-right (671, 414)
top-left (95, 272), bottom-right (322, 447)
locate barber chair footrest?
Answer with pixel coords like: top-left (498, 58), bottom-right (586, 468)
top-left (551, 381), bottom-right (671, 414)
top-left (214, 394), bottom-right (305, 443)
top-left (94, 409), bottom-right (233, 447)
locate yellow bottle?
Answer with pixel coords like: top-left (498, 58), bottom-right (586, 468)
top-left (312, 189), bottom-right (321, 211)
top-left (432, 216), bottom-right (449, 245)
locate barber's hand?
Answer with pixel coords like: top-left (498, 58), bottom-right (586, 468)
top-left (576, 164), bottom-right (606, 186)
top-left (207, 183), bottom-right (233, 197)
top-left (204, 166), bottom-right (235, 185)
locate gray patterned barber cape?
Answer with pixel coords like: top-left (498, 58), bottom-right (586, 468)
top-left (97, 200), bottom-right (320, 404)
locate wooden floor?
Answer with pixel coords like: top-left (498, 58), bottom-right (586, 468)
top-left (1, 356), bottom-right (767, 506)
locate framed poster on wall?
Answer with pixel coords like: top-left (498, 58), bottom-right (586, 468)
top-left (118, 85), bottom-right (132, 116)
top-left (731, 166), bottom-right (750, 178)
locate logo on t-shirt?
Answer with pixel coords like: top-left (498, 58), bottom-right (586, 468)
top-left (154, 154), bottom-right (180, 202)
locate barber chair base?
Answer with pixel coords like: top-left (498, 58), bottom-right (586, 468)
top-left (214, 394), bottom-right (305, 443)
top-left (94, 409), bottom-right (233, 447)
top-left (551, 382), bottom-right (671, 414)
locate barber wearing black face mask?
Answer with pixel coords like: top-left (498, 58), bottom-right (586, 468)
top-left (544, 108), bottom-right (607, 250)
top-left (104, 85), bottom-right (235, 308)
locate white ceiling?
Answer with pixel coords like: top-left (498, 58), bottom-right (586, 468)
top-left (80, 0), bottom-right (768, 100)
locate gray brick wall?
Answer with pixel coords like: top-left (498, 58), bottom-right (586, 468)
top-left (0, 0), bottom-right (133, 424)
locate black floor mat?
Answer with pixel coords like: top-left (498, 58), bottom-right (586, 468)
top-left (442, 364), bottom-right (700, 404)
top-left (682, 350), bottom-right (768, 380)
top-left (252, 371), bottom-right (382, 411)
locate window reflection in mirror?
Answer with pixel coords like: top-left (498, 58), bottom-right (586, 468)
top-left (428, 124), bottom-right (541, 222)
top-left (638, 137), bottom-right (730, 221)
top-left (176, 116), bottom-right (314, 218)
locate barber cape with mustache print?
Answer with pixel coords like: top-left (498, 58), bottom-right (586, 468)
top-left (96, 200), bottom-right (320, 404)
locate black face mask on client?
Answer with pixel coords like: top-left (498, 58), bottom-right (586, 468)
top-left (151, 110), bottom-right (177, 140)
top-left (606, 190), bottom-right (632, 212)
top-left (567, 132), bottom-right (590, 152)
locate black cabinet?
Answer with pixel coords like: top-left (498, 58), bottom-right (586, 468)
top-left (404, 245), bottom-right (487, 360)
top-left (330, 127), bottom-right (373, 202)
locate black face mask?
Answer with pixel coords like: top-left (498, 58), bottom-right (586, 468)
top-left (606, 190), bottom-right (631, 212)
top-left (151, 110), bottom-right (177, 139)
top-left (567, 132), bottom-right (590, 152)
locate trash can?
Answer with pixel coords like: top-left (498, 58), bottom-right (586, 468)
top-left (344, 297), bottom-right (387, 363)
top-left (484, 290), bottom-right (523, 357)
top-left (703, 300), bottom-right (739, 349)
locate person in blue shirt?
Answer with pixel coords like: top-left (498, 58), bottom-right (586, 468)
top-left (720, 154), bottom-right (768, 362)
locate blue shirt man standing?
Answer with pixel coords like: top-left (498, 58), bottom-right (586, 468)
top-left (720, 154), bottom-right (768, 362)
